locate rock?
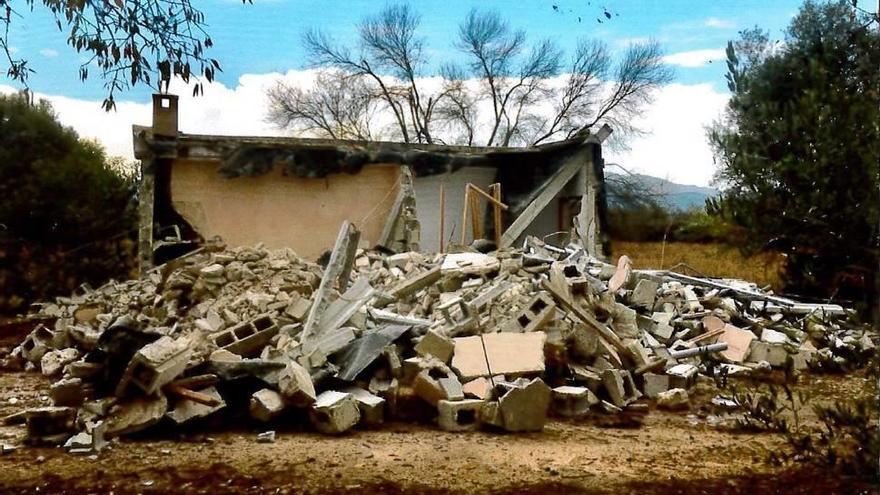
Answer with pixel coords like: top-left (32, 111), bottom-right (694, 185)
top-left (40, 348), bottom-right (79, 377)
top-left (309, 391), bottom-right (360, 435)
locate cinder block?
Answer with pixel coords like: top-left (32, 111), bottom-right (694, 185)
top-left (414, 329), bottom-right (455, 364)
top-left (642, 373), bottom-right (670, 399)
top-left (343, 387), bottom-right (385, 426)
top-left (437, 399), bottom-right (484, 431)
top-left (630, 279), bottom-right (659, 310)
top-left (551, 386), bottom-right (598, 417)
top-left (310, 391), bottom-right (361, 435)
top-left (512, 292), bottom-right (556, 333)
top-left (212, 315), bottom-right (279, 357)
top-left (50, 377), bottom-right (93, 407)
top-left (116, 336), bottom-right (191, 396)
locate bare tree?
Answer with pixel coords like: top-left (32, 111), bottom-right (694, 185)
top-left (271, 4), bottom-right (673, 148)
top-left (266, 71), bottom-right (379, 141)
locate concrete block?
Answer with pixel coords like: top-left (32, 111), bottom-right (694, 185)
top-left (310, 391), bottom-right (360, 435)
top-left (551, 386), bottom-right (598, 417)
top-left (166, 387), bottom-right (225, 424)
top-left (666, 363), bottom-right (698, 389)
top-left (602, 369), bottom-right (627, 407)
top-left (250, 388), bottom-right (285, 422)
top-left (497, 378), bottom-right (551, 432)
top-left (278, 362), bottom-right (316, 407)
top-left (284, 294), bottom-right (312, 321)
top-left (25, 407), bottom-right (77, 445)
top-left (20, 325), bottom-right (56, 363)
top-left (451, 332), bottom-right (546, 380)
top-left (760, 328), bottom-right (789, 345)
top-left (630, 279), bottom-right (659, 310)
top-left (413, 369), bottom-right (448, 406)
top-left (439, 376), bottom-right (464, 401)
top-left (748, 341), bottom-right (789, 367)
top-left (479, 401), bottom-right (504, 428)
top-left (211, 315), bottom-right (279, 357)
top-left (511, 292), bottom-right (556, 333)
top-left (569, 364), bottom-right (603, 393)
top-left (437, 399), bottom-right (484, 432)
top-left (716, 323), bottom-right (755, 363)
top-left (50, 377), bottom-right (93, 407)
top-left (117, 336), bottom-right (190, 396)
top-left (642, 373), bottom-right (670, 399)
top-left (657, 388), bottom-right (690, 410)
top-left (414, 329), bottom-right (455, 364)
top-left (343, 387), bottom-right (385, 426)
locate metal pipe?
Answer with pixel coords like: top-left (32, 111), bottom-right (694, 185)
top-left (669, 342), bottom-right (728, 359)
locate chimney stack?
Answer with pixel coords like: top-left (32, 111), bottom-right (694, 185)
top-left (152, 93), bottom-right (179, 137)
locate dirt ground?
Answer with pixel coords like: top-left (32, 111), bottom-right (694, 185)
top-left (0, 323), bottom-right (876, 495)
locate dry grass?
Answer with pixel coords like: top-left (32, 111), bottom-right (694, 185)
top-left (613, 241), bottom-right (785, 290)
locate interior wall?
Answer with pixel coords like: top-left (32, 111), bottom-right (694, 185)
top-left (412, 167), bottom-right (497, 252)
top-left (169, 160), bottom-right (400, 260)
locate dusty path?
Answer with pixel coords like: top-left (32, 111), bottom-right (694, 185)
top-left (0, 367), bottom-right (874, 494)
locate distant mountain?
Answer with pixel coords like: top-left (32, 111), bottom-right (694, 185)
top-left (606, 173), bottom-right (719, 210)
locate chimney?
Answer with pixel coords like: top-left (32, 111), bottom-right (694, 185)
top-left (152, 93), bottom-right (179, 137)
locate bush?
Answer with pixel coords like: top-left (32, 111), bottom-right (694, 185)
top-left (0, 93), bottom-right (137, 314)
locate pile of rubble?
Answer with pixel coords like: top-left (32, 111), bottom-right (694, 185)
top-left (1, 223), bottom-right (875, 453)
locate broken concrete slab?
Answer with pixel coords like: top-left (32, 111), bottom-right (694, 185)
top-left (497, 378), bottom-right (551, 432)
top-left (451, 332), bottom-right (546, 380)
top-left (104, 394), bottom-right (168, 437)
top-left (166, 386), bottom-right (225, 424)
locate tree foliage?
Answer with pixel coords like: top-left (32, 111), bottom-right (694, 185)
top-left (708, 0), bottom-right (880, 313)
top-left (270, 4), bottom-right (672, 147)
top-left (0, 0), bottom-right (250, 110)
top-left (0, 92), bottom-right (137, 312)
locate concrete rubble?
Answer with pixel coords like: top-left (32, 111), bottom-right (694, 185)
top-left (0, 231), bottom-right (875, 450)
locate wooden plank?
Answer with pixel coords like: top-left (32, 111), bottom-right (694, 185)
top-left (492, 183), bottom-right (502, 247)
top-left (165, 384), bottom-right (222, 407)
top-left (541, 278), bottom-right (635, 361)
top-left (500, 155), bottom-right (584, 248)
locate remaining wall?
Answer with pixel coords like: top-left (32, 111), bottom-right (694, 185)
top-left (169, 160), bottom-right (400, 260)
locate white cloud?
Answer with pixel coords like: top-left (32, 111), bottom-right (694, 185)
top-left (1, 71), bottom-right (727, 186)
top-left (605, 83), bottom-right (728, 187)
top-left (704, 17), bottom-right (734, 29)
top-left (39, 48), bottom-right (58, 58)
top-left (663, 48), bottom-right (726, 68)
top-left (8, 46), bottom-right (19, 54)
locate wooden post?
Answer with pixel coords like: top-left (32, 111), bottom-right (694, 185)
top-left (492, 183), bottom-right (502, 247)
top-left (469, 188), bottom-right (482, 240)
top-left (460, 186), bottom-right (469, 245)
top-left (439, 183), bottom-right (445, 253)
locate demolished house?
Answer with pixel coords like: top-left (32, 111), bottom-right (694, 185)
top-left (1, 94), bottom-right (875, 453)
top-left (133, 93), bottom-right (612, 272)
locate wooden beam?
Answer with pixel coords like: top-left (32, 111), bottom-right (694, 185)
top-left (492, 183), bottom-right (502, 247)
top-left (500, 154), bottom-right (584, 248)
top-left (466, 183), bottom-right (508, 210)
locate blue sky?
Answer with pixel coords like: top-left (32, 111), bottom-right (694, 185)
top-left (0, 1), bottom-right (817, 186)
top-left (3, 0), bottom-right (804, 99)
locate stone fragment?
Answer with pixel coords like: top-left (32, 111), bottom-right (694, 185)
top-left (666, 363), bottom-right (698, 389)
top-left (497, 378), bottom-right (552, 432)
top-left (40, 348), bottom-right (79, 377)
top-left (309, 391), bottom-right (360, 435)
top-left (414, 329), bottom-right (455, 364)
top-left (438, 376), bottom-right (464, 401)
top-left (50, 377), bottom-right (93, 407)
top-left (437, 399), bottom-right (484, 432)
top-left (630, 279), bottom-right (659, 309)
top-left (657, 388), bottom-right (690, 410)
top-left (760, 328), bottom-right (789, 345)
top-left (451, 332), bottom-right (546, 380)
top-left (748, 341), bottom-right (789, 367)
top-left (278, 362), bottom-right (316, 407)
top-left (551, 386), bottom-right (598, 417)
top-left (250, 389), bottom-right (285, 422)
top-left (257, 431), bottom-right (276, 443)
